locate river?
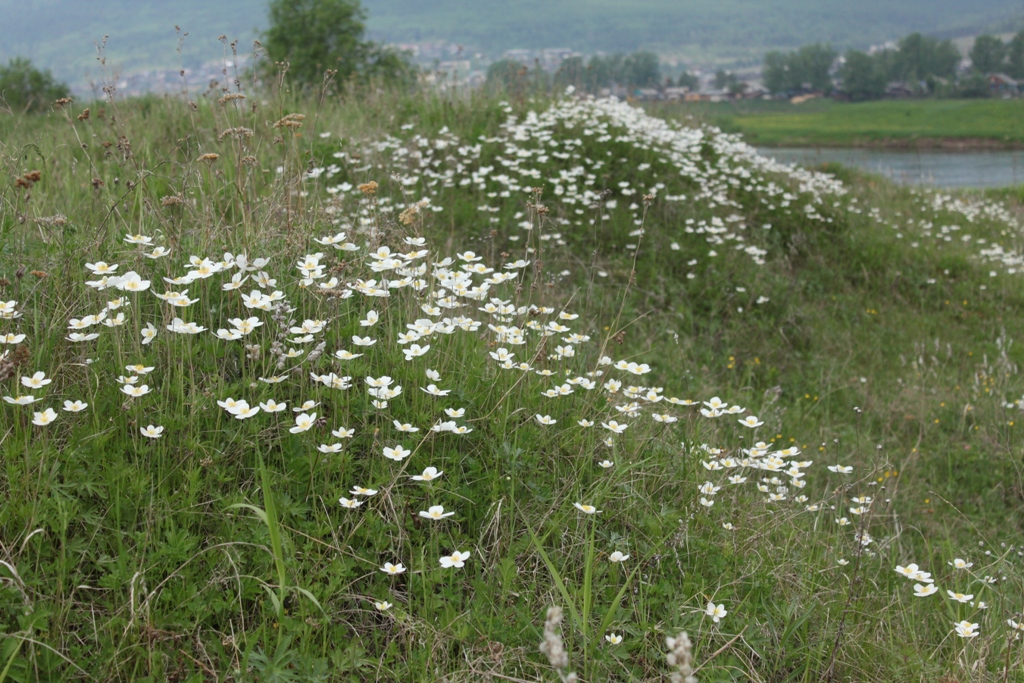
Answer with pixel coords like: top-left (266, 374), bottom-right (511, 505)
top-left (756, 147), bottom-right (1024, 189)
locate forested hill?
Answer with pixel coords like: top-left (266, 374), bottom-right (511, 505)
top-left (1, 0), bottom-right (1021, 81)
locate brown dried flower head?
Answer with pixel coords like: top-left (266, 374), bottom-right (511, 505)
top-left (358, 181), bottom-right (378, 196)
top-left (272, 113), bottom-right (306, 129)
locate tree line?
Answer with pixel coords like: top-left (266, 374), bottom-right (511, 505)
top-left (485, 52), bottom-right (700, 94)
top-left (765, 30), bottom-right (1024, 101)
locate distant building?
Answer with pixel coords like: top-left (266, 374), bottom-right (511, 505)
top-left (503, 49), bottom-right (534, 65)
top-left (989, 73), bottom-right (1019, 94)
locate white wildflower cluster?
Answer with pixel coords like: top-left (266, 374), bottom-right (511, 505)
top-left (308, 96), bottom-right (847, 282)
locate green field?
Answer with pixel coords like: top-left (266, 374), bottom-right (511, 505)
top-left (2, 89), bottom-right (1024, 681)
top-left (656, 98), bottom-right (1024, 148)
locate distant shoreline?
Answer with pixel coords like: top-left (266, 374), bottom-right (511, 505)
top-left (755, 137), bottom-right (1024, 151)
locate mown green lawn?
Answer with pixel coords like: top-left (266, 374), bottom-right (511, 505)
top-left (655, 98), bottom-right (1024, 147)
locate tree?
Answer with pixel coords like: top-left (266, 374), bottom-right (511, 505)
top-left (762, 44), bottom-right (836, 94)
top-left (970, 35), bottom-right (1007, 74)
top-left (485, 60), bottom-right (549, 95)
top-left (676, 71), bottom-right (699, 91)
top-left (956, 73), bottom-right (991, 98)
top-left (1006, 30), bottom-right (1024, 78)
top-left (763, 50), bottom-right (791, 93)
top-left (893, 33), bottom-right (959, 83)
top-left (840, 50), bottom-right (886, 100)
top-left (554, 56), bottom-right (586, 91)
top-left (262, 0), bottom-right (411, 89)
top-left (622, 51), bottom-right (660, 88)
top-left (796, 44), bottom-right (838, 92)
top-left (714, 69), bottom-right (735, 90)
top-left (0, 58), bottom-right (70, 113)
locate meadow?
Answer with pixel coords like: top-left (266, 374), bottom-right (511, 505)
top-left (1, 81), bottom-right (1024, 682)
top-left (658, 98), bottom-right (1024, 149)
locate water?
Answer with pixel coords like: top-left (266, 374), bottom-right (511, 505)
top-left (757, 147), bottom-right (1024, 189)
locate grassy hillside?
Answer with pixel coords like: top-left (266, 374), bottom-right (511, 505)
top-left (1, 89), bottom-right (1024, 681)
top-left (655, 99), bottom-right (1024, 148)
top-left (1, 0), bottom-right (1023, 83)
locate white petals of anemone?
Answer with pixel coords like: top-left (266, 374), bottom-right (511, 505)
top-left (140, 425), bottom-right (164, 438)
top-left (706, 602), bottom-right (727, 623)
top-left (411, 467), bottom-right (443, 481)
top-left (32, 408), bottom-right (58, 426)
top-left (290, 412), bottom-right (317, 433)
top-left (383, 445), bottom-right (411, 461)
top-left (418, 505), bottom-right (455, 520)
top-left (439, 550), bottom-right (470, 568)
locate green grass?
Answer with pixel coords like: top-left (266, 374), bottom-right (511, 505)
top-left (1, 88), bottom-right (1024, 682)
top-left (655, 98), bottom-right (1024, 148)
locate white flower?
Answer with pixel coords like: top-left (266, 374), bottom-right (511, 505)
top-left (605, 633), bottom-right (623, 645)
top-left (352, 335), bottom-right (376, 347)
top-left (290, 412), bottom-right (317, 434)
top-left (608, 551), bottom-right (629, 563)
top-left (383, 445), bottom-right (411, 461)
top-left (141, 323), bottom-right (157, 344)
top-left (338, 497), bottom-right (363, 509)
top-left (332, 427), bottom-right (355, 439)
top-left (913, 584), bottom-right (938, 597)
top-left (32, 408), bottom-right (58, 426)
top-left (947, 590), bottom-right (973, 603)
top-left (260, 399), bottom-right (287, 413)
top-left (121, 384), bottom-right (152, 398)
top-left (828, 465), bottom-right (853, 474)
top-left (738, 415), bottom-right (763, 428)
top-left (411, 467), bottom-right (443, 482)
top-left (140, 424), bottom-right (164, 438)
top-left (62, 400), bottom-right (88, 412)
top-left (954, 621), bottom-right (979, 638)
top-left (3, 395), bottom-right (36, 405)
top-left (380, 562), bottom-right (406, 575)
top-left (21, 371), bottom-right (51, 389)
top-left (418, 505), bottom-right (455, 520)
top-left (598, 460), bottom-right (614, 468)
top-left (573, 502), bottom-right (601, 515)
top-left (350, 486), bottom-right (378, 497)
top-left (705, 601), bottom-right (727, 623)
top-left (950, 558), bottom-right (973, 569)
top-left (374, 600), bottom-right (392, 612)
top-left (535, 414), bottom-right (557, 425)
top-left (439, 550), bottom-right (470, 568)
top-left (421, 384), bottom-right (450, 396)
top-left (601, 420), bottom-right (627, 434)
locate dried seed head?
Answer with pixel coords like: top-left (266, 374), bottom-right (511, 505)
top-left (666, 631), bottom-right (697, 683)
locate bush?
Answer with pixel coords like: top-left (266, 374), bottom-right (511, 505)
top-left (0, 58), bottom-right (70, 113)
